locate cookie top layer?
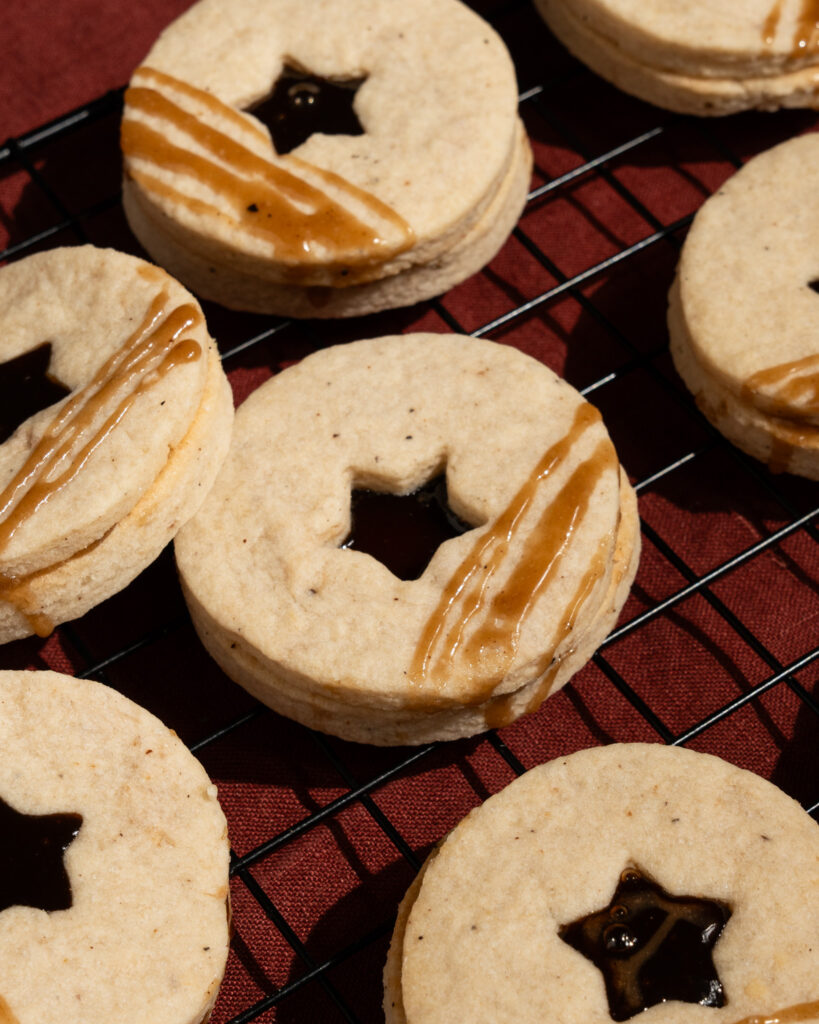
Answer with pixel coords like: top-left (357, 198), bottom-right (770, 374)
top-left (0, 246), bottom-right (211, 578)
top-left (176, 334), bottom-right (623, 710)
top-left (122, 0), bottom-right (519, 286)
top-left (677, 134), bottom-right (819, 428)
top-left (564, 0), bottom-right (819, 76)
top-left (392, 744), bottom-right (819, 1024)
top-left (0, 670), bottom-right (229, 1024)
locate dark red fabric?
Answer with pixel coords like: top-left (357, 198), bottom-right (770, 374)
top-left (1, 3), bottom-right (818, 1022)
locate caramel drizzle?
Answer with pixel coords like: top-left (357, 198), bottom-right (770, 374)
top-left (794, 0), bottom-right (819, 52)
top-left (0, 996), bottom-right (19, 1024)
top-left (764, 0), bottom-right (785, 45)
top-left (762, 0), bottom-right (819, 53)
top-left (409, 404), bottom-right (616, 701)
top-left (483, 533), bottom-right (611, 729)
top-left (730, 999), bottom-right (819, 1024)
top-left (742, 353), bottom-right (819, 421)
top-left (122, 67), bottom-right (414, 275)
top-left (0, 291), bottom-right (202, 632)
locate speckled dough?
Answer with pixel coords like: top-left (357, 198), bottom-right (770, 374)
top-left (534, 0), bottom-right (819, 115)
top-left (121, 0), bottom-right (531, 316)
top-left (0, 670), bottom-right (230, 1024)
top-left (384, 743), bottom-right (819, 1024)
top-left (0, 246), bottom-right (234, 642)
top-left (175, 334), bottom-right (639, 745)
top-left (669, 134), bottom-right (819, 479)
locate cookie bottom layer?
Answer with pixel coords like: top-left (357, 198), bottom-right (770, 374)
top-left (123, 124), bottom-right (532, 318)
top-left (535, 0), bottom-right (819, 116)
top-left (668, 277), bottom-right (819, 480)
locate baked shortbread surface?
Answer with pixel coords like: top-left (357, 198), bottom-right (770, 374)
top-left (534, 0), bottom-right (819, 114)
top-left (176, 334), bottom-right (639, 744)
top-left (385, 744), bottom-right (819, 1024)
top-left (0, 246), bottom-right (233, 642)
top-left (669, 134), bottom-right (819, 478)
top-left (0, 670), bottom-right (230, 1024)
top-left (121, 0), bottom-right (531, 315)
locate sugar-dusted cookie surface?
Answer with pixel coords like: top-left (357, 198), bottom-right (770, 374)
top-left (669, 134), bottom-right (819, 479)
top-left (175, 334), bottom-right (639, 745)
top-left (0, 670), bottom-right (230, 1024)
top-left (534, 0), bottom-right (819, 115)
top-left (385, 744), bottom-right (819, 1024)
top-left (121, 0), bottom-right (531, 317)
top-left (0, 246), bottom-right (233, 642)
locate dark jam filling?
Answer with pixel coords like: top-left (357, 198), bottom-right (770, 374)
top-left (0, 342), bottom-right (71, 444)
top-left (341, 474), bottom-right (473, 581)
top-left (0, 795), bottom-right (82, 913)
top-left (559, 866), bottom-right (731, 1022)
top-left (247, 65), bottom-right (366, 156)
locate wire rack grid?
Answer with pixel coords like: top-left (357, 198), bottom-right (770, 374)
top-left (1, 0), bottom-right (818, 1021)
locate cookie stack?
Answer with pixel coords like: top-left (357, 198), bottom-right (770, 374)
top-left (670, 134), bottom-right (819, 480)
top-left (121, 0), bottom-right (531, 317)
top-left (0, 671), bottom-right (230, 1024)
top-left (385, 744), bottom-right (819, 1024)
top-left (534, 0), bottom-right (819, 115)
top-left (0, 247), bottom-right (233, 643)
top-left (176, 333), bottom-right (639, 745)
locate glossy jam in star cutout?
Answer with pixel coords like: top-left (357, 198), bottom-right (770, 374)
top-left (248, 65), bottom-right (366, 155)
top-left (559, 866), bottom-right (731, 1021)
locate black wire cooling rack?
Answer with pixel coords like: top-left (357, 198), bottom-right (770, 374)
top-left (1, 0), bottom-right (818, 1020)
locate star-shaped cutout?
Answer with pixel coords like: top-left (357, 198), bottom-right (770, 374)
top-left (341, 473), bottom-right (474, 581)
top-left (0, 795), bottom-right (82, 913)
top-left (559, 866), bottom-right (731, 1021)
top-left (0, 342), bottom-right (71, 445)
top-left (248, 65), bottom-right (366, 155)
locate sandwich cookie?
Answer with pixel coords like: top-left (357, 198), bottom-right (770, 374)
top-left (175, 334), bottom-right (639, 745)
top-left (0, 670), bottom-right (230, 1024)
top-left (0, 246), bottom-right (233, 643)
top-left (534, 0), bottom-right (819, 115)
top-left (669, 134), bottom-right (819, 479)
top-left (121, 0), bottom-right (531, 317)
top-left (385, 743), bottom-right (819, 1024)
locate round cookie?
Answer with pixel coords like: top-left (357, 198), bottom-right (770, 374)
top-left (669, 134), bottom-right (819, 479)
top-left (384, 744), bottom-right (819, 1024)
top-left (120, 0), bottom-right (532, 317)
top-left (534, 0), bottom-right (819, 115)
top-left (0, 670), bottom-right (230, 1024)
top-left (175, 334), bottom-right (640, 745)
top-left (0, 246), bottom-right (234, 643)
